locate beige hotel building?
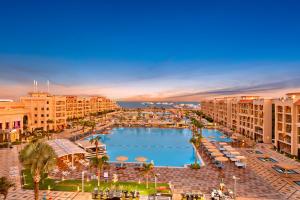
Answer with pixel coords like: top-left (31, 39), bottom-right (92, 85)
top-left (0, 92), bottom-right (118, 143)
top-left (201, 93), bottom-right (300, 158)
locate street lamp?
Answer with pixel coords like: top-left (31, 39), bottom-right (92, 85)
top-left (82, 171), bottom-right (86, 192)
top-left (232, 176), bottom-right (240, 199)
top-left (154, 173), bottom-right (160, 192)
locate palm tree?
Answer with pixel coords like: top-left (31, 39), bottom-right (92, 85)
top-left (89, 135), bottom-right (102, 158)
top-left (88, 120), bottom-right (96, 134)
top-left (46, 119), bottom-right (54, 140)
top-left (91, 155), bottom-right (109, 189)
top-left (19, 141), bottom-right (57, 200)
top-left (0, 177), bottom-right (15, 199)
top-left (141, 163), bottom-right (154, 189)
top-left (190, 137), bottom-right (199, 165)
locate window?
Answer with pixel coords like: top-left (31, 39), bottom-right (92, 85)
top-left (35, 121), bottom-right (37, 124)
top-left (41, 108), bottom-right (44, 110)
top-left (35, 114), bottom-right (38, 117)
top-left (41, 121), bottom-right (44, 124)
top-left (0, 123), bottom-right (2, 130)
top-left (5, 122), bottom-right (9, 129)
top-left (46, 114), bottom-right (49, 117)
top-left (47, 108), bottom-right (49, 111)
top-left (35, 107), bottom-right (38, 111)
top-left (47, 101), bottom-right (49, 104)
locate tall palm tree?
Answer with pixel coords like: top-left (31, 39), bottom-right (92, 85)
top-left (89, 120), bottom-right (96, 134)
top-left (0, 177), bottom-right (15, 199)
top-left (189, 137), bottom-right (200, 165)
top-left (46, 119), bottom-right (54, 140)
top-left (141, 163), bottom-right (154, 189)
top-left (91, 155), bottom-right (109, 189)
top-left (19, 141), bottom-right (57, 200)
top-left (89, 135), bottom-right (102, 158)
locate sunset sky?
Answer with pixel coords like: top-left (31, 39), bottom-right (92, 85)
top-left (0, 0), bottom-right (300, 101)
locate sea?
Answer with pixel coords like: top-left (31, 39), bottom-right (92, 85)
top-left (117, 101), bottom-right (200, 109)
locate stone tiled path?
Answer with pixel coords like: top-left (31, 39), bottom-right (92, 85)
top-left (240, 145), bottom-right (300, 200)
top-left (5, 189), bottom-right (92, 200)
top-left (2, 143), bottom-right (300, 200)
top-left (78, 149), bottom-right (284, 199)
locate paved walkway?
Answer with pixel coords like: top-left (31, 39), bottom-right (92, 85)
top-left (2, 142), bottom-right (300, 199)
top-left (0, 146), bottom-right (92, 200)
top-left (239, 144), bottom-right (300, 200)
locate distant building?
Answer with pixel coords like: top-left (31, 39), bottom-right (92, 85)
top-left (20, 92), bottom-right (119, 132)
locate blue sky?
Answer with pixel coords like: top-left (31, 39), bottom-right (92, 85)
top-left (0, 0), bottom-right (300, 100)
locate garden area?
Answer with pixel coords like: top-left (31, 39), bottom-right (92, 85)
top-left (22, 170), bottom-right (171, 195)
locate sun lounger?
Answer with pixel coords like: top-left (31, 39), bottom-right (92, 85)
top-left (235, 162), bottom-right (246, 168)
top-left (216, 163), bottom-right (225, 169)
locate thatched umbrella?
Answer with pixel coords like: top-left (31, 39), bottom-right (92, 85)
top-left (116, 156), bottom-right (128, 167)
top-left (215, 156), bottom-right (229, 162)
top-left (211, 152), bottom-right (223, 157)
top-left (235, 156), bottom-right (246, 160)
top-left (135, 156), bottom-right (148, 167)
top-left (208, 149), bottom-right (220, 153)
top-left (230, 151), bottom-right (240, 156)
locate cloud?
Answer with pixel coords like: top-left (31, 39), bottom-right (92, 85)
top-left (1, 54), bottom-right (300, 100)
top-left (169, 77), bottom-right (300, 99)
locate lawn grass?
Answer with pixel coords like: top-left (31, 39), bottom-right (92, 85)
top-left (22, 170), bottom-right (170, 195)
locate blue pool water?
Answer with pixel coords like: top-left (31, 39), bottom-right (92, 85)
top-left (202, 129), bottom-right (232, 142)
top-left (85, 127), bottom-right (196, 167)
top-left (84, 128), bottom-right (231, 167)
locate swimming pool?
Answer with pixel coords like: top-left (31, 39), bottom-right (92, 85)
top-left (85, 127), bottom-right (197, 167)
top-left (202, 129), bottom-right (232, 142)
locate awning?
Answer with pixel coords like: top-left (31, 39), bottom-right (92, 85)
top-left (47, 139), bottom-right (87, 158)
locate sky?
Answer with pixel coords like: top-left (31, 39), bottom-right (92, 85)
top-left (0, 0), bottom-right (300, 101)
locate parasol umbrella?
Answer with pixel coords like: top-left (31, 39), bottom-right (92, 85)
top-left (211, 152), bottom-right (223, 157)
top-left (230, 151), bottom-right (240, 156)
top-left (209, 149), bottom-right (220, 153)
top-left (135, 156), bottom-right (148, 166)
top-left (227, 148), bottom-right (236, 152)
top-left (235, 156), bottom-right (246, 160)
top-left (116, 156), bottom-right (128, 167)
top-left (215, 156), bottom-right (229, 162)
top-left (219, 142), bottom-right (227, 145)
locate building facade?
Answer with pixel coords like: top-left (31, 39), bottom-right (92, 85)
top-left (20, 92), bottom-right (118, 132)
top-left (272, 93), bottom-right (300, 156)
top-left (0, 100), bottom-right (26, 143)
top-left (201, 94), bottom-right (300, 157)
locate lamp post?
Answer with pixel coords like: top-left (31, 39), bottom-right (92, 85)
top-left (82, 171), bottom-right (85, 193)
top-left (232, 176), bottom-right (240, 199)
top-left (154, 173), bottom-right (160, 193)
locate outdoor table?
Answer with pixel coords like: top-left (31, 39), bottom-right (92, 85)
top-left (230, 157), bottom-right (238, 162)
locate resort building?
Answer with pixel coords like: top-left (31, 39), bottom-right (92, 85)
top-left (0, 100), bottom-right (26, 143)
top-left (20, 92), bottom-right (118, 132)
top-left (20, 92), bottom-right (67, 132)
top-left (201, 94), bottom-right (300, 157)
top-left (201, 96), bottom-right (273, 143)
top-left (272, 93), bottom-right (300, 156)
